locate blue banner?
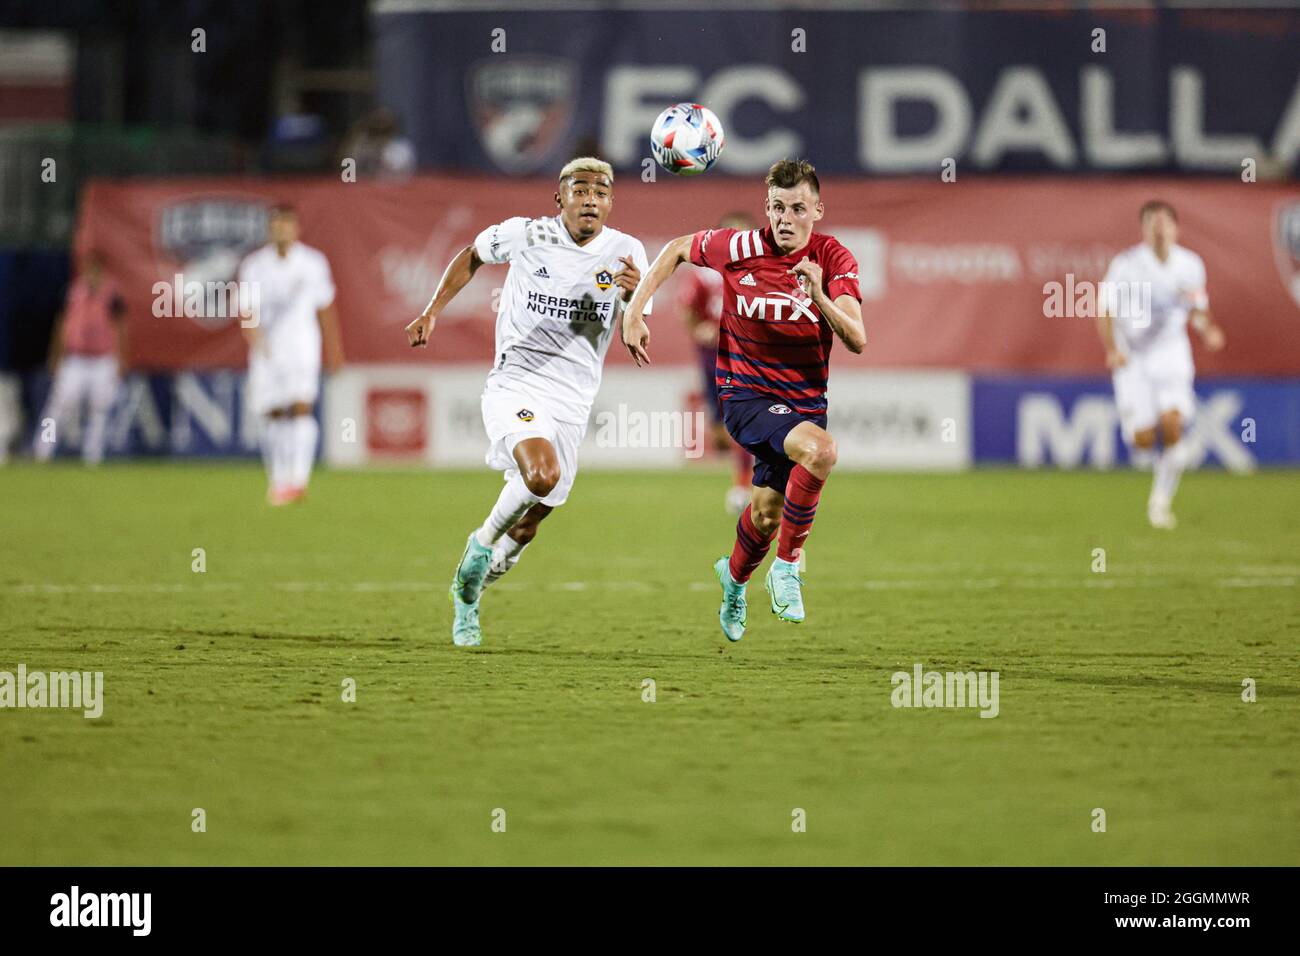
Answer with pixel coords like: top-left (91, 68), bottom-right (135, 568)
top-left (24, 370), bottom-right (267, 459)
top-left (973, 375), bottom-right (1300, 469)
top-left (374, 6), bottom-right (1300, 176)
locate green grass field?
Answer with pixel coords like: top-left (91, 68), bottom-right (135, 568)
top-left (1, 462), bottom-right (1297, 866)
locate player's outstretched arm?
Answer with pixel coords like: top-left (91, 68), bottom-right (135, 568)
top-left (789, 257), bottom-right (866, 354)
top-left (317, 304), bottom-right (345, 371)
top-left (622, 234), bottom-right (692, 366)
top-left (1094, 310), bottom-right (1125, 369)
top-left (823, 294), bottom-right (865, 354)
top-left (1190, 305), bottom-right (1225, 352)
top-left (406, 244), bottom-right (484, 348)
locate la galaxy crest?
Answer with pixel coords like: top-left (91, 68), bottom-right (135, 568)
top-left (594, 268), bottom-right (614, 291)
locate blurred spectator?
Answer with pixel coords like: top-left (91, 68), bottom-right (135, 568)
top-left (338, 107), bottom-right (415, 179)
top-left (34, 251), bottom-right (126, 466)
top-left (0, 374), bottom-right (19, 464)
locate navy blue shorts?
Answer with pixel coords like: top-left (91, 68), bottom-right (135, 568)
top-left (697, 347), bottom-right (721, 423)
top-left (720, 391), bottom-right (825, 493)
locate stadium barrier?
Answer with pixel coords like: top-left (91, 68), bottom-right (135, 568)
top-left (18, 367), bottom-right (1300, 470)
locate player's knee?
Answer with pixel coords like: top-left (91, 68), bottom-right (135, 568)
top-left (805, 436), bottom-right (837, 475)
top-left (509, 522), bottom-right (539, 545)
top-left (1161, 415), bottom-right (1182, 445)
top-left (751, 504), bottom-right (780, 536)
top-left (523, 462), bottom-right (560, 498)
top-left (1133, 429), bottom-right (1157, 450)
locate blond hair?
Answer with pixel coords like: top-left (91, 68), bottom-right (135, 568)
top-left (558, 156), bottom-right (613, 185)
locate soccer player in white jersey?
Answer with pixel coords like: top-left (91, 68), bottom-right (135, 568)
top-left (239, 205), bottom-right (345, 505)
top-left (404, 158), bottom-right (650, 646)
top-left (1095, 200), bottom-right (1225, 529)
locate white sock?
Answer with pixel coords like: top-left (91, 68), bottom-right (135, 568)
top-left (290, 415), bottom-right (318, 489)
top-left (83, 404), bottom-right (111, 465)
top-left (1130, 447), bottom-right (1156, 471)
top-left (475, 474), bottom-right (539, 548)
top-left (261, 417), bottom-right (282, 486)
top-left (1151, 441), bottom-right (1185, 506)
top-left (483, 537), bottom-right (528, 590)
top-left (273, 419), bottom-right (295, 488)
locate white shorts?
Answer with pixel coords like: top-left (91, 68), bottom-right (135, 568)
top-left (248, 351), bottom-right (320, 415)
top-left (1112, 339), bottom-right (1195, 443)
top-left (481, 389), bottom-right (586, 508)
top-left (49, 354), bottom-right (119, 415)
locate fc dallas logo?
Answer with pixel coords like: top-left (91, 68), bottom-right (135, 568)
top-left (1273, 200), bottom-right (1300, 312)
top-left (465, 56), bottom-right (577, 174)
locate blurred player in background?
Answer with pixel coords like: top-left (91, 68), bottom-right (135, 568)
top-left (239, 205), bottom-right (344, 505)
top-left (622, 159), bottom-right (865, 640)
top-left (681, 211), bottom-right (756, 514)
top-left (34, 250), bottom-right (126, 465)
top-left (405, 158), bottom-right (649, 647)
top-left (1096, 200), bottom-right (1225, 529)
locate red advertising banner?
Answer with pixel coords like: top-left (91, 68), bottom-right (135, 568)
top-left (76, 174), bottom-right (1300, 374)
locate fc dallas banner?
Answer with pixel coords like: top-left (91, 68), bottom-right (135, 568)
top-left (75, 175), bottom-right (1300, 374)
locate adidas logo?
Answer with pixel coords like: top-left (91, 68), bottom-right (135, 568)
top-left (534, 267), bottom-right (550, 278)
top-left (739, 272), bottom-right (757, 286)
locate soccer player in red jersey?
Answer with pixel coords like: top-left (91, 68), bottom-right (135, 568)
top-left (680, 212), bottom-right (757, 515)
top-left (622, 159), bottom-right (865, 640)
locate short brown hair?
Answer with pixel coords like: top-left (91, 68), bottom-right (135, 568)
top-left (1139, 200), bottom-right (1176, 222)
top-left (766, 159), bottom-right (820, 195)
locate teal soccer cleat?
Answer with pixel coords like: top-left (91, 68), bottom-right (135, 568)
top-left (713, 556), bottom-right (747, 642)
top-left (451, 533), bottom-right (493, 604)
top-left (450, 589), bottom-right (481, 646)
top-left (449, 533), bottom-right (492, 645)
top-left (765, 556), bottom-right (805, 623)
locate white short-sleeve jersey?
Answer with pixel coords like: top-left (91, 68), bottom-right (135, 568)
top-left (474, 215), bottom-right (651, 424)
top-left (1100, 243), bottom-right (1207, 357)
top-left (238, 241), bottom-right (335, 361)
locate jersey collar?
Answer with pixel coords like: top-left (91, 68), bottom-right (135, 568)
top-left (1139, 241), bottom-right (1177, 268)
top-left (555, 215), bottom-right (609, 253)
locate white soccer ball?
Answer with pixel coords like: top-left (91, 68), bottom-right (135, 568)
top-left (650, 103), bottom-right (725, 176)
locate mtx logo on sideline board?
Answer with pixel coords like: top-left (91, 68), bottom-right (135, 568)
top-left (50, 887), bottom-right (150, 936)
